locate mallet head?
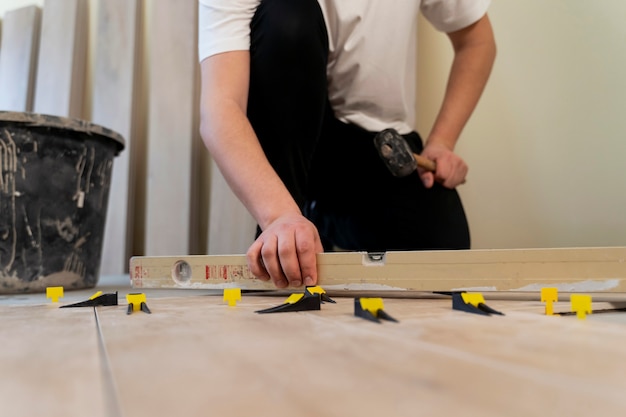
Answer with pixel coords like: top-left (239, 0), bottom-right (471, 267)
top-left (373, 128), bottom-right (417, 177)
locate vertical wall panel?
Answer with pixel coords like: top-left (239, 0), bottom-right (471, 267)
top-left (32, 0), bottom-right (87, 118)
top-left (207, 162), bottom-right (257, 255)
top-left (0, 5), bottom-right (40, 112)
top-left (92, 0), bottom-right (140, 274)
top-left (144, 0), bottom-right (198, 256)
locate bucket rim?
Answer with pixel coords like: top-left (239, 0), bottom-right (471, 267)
top-left (0, 111), bottom-right (125, 154)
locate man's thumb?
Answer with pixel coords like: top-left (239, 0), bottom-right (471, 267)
top-left (420, 171), bottom-right (434, 189)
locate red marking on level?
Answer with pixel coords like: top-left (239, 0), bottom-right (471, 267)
top-left (205, 265), bottom-right (209, 280)
top-left (132, 265), bottom-right (143, 287)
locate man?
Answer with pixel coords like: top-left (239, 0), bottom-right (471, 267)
top-left (198, 0), bottom-right (496, 289)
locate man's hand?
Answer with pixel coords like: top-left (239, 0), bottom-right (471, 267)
top-left (418, 142), bottom-right (468, 189)
top-left (246, 214), bottom-right (323, 289)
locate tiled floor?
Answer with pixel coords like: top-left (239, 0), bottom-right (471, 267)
top-left (2, 276), bottom-right (626, 417)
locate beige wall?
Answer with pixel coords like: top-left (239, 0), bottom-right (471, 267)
top-left (417, 0), bottom-right (626, 249)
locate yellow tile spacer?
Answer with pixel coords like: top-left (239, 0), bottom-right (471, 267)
top-left (306, 286), bottom-right (326, 295)
top-left (306, 285), bottom-right (336, 303)
top-left (46, 286), bottom-right (64, 303)
top-left (285, 293), bottom-right (304, 304)
top-left (126, 293), bottom-right (147, 312)
top-left (541, 287), bottom-right (558, 316)
top-left (360, 297), bottom-right (384, 313)
top-left (571, 294), bottom-right (592, 320)
top-left (223, 288), bottom-right (242, 307)
top-left (461, 292), bottom-right (485, 307)
top-left (89, 291), bottom-right (103, 300)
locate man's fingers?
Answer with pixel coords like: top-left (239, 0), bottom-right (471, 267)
top-left (419, 171), bottom-right (435, 189)
top-left (295, 229), bottom-right (322, 287)
top-left (418, 141), bottom-right (471, 188)
top-left (247, 234), bottom-right (290, 288)
top-left (443, 168), bottom-right (468, 188)
top-left (247, 238), bottom-right (270, 281)
top-left (246, 214), bottom-right (323, 289)
top-left (260, 235), bottom-right (289, 288)
top-left (443, 160), bottom-right (468, 188)
top-left (277, 232), bottom-right (303, 287)
top-left (419, 151), bottom-right (467, 189)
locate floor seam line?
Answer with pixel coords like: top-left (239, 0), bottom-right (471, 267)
top-left (94, 306), bottom-right (125, 417)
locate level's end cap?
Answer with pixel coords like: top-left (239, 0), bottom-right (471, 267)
top-left (0, 111), bottom-right (126, 155)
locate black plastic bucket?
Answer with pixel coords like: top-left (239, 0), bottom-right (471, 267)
top-left (0, 112), bottom-right (124, 294)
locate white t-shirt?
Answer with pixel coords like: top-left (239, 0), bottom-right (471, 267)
top-left (198, 0), bottom-right (490, 134)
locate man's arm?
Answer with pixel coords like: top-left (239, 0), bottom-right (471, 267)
top-left (420, 14), bottom-right (496, 189)
top-left (199, 51), bottom-right (323, 288)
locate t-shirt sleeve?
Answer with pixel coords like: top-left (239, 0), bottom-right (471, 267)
top-left (198, 0), bottom-right (261, 62)
top-left (420, 0), bottom-right (491, 33)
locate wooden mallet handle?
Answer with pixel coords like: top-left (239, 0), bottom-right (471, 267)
top-left (414, 153), bottom-right (436, 172)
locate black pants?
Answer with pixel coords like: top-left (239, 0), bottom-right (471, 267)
top-left (248, 0), bottom-right (470, 251)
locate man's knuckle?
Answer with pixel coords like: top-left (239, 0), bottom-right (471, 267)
top-left (276, 240), bottom-right (294, 256)
top-left (296, 239), bottom-right (313, 253)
